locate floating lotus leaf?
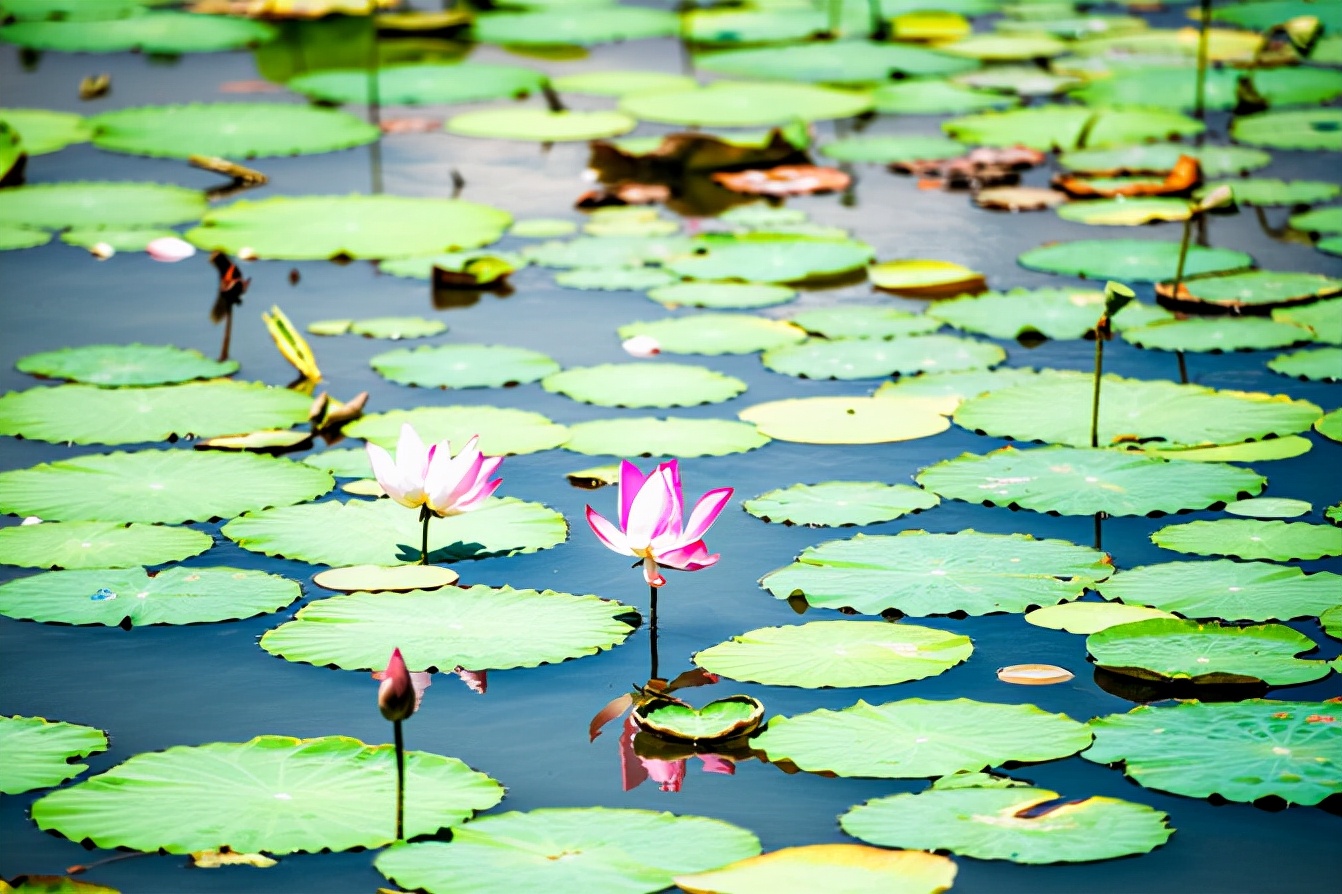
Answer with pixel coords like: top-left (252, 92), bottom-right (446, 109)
top-left (1057, 197), bottom-right (1192, 226)
top-left (584, 214), bottom-right (679, 238)
top-left (0, 450), bottom-right (332, 524)
top-left (0, 11), bottom-right (276, 53)
top-left (763, 335), bottom-right (1004, 380)
top-left (754, 697), bottom-right (1092, 778)
top-left (1071, 66), bottom-right (1342, 111)
top-left (89, 103), bottom-right (377, 159)
top-left (0, 225), bottom-right (50, 250)
top-left (562, 417), bottom-right (769, 457)
top-left (997, 12), bottom-right (1146, 37)
top-left (621, 83), bottom-right (872, 128)
top-left (59, 226), bottom-right (181, 252)
top-left (943, 106), bottom-right (1203, 150)
top-left (311, 563), bottom-right (458, 593)
top-left (554, 70), bottom-right (696, 97)
top-left (1088, 618), bottom-right (1332, 685)
top-left (646, 281), bottom-right (797, 309)
top-left (447, 107), bottom-right (636, 142)
top-left (762, 529), bottom-right (1111, 616)
top-left (841, 785), bottom-right (1172, 863)
top-left (872, 79), bottom-right (1020, 115)
top-left (1059, 142), bottom-right (1271, 178)
top-left (511, 217), bottom-right (576, 238)
top-left (523, 235), bottom-right (691, 269)
top-left (186, 195), bottom-right (511, 261)
top-left (1071, 28), bottom-right (1261, 63)
top-left (1211, 0), bottom-right (1342, 29)
top-left (636, 696), bottom-right (764, 742)
top-left (616, 315), bottom-right (805, 356)
top-left (377, 808), bottom-right (760, 894)
top-left (1323, 606), bottom-right (1342, 638)
top-left (1164, 270), bottom-right (1342, 310)
top-left (1319, 34), bottom-right (1342, 65)
top-left (0, 715), bottom-right (107, 796)
top-left (0, 107), bottom-right (91, 154)
top-left (1273, 298), bottom-right (1342, 344)
top-left (873, 367), bottom-right (1042, 407)
top-left (1025, 601), bottom-right (1177, 634)
top-left (473, 7), bottom-right (678, 45)
top-left (354, 406), bottom-right (569, 457)
top-left (675, 845), bottom-right (957, 894)
top-left (290, 62), bottom-right (545, 105)
top-left (1232, 109), bottom-right (1342, 151)
top-left (1196, 178), bottom-right (1340, 207)
top-left (0, 520), bottom-right (210, 570)
top-left (819, 134), bottom-right (966, 164)
top-left (261, 585), bottom-right (632, 671)
top-left (694, 621), bottom-right (971, 688)
top-left (223, 496), bottom-right (566, 566)
top-left (0, 0), bottom-right (159, 21)
top-left (1121, 318), bottom-right (1311, 353)
top-left (0, 565), bottom-right (301, 627)
top-left (683, 7), bottom-right (852, 45)
top-left (309, 316), bottom-right (447, 339)
top-left (695, 41), bottom-right (976, 86)
top-left (1319, 237), bottom-right (1342, 256)
top-left (370, 344), bottom-right (560, 389)
top-left (1137, 437), bottom-right (1313, 463)
top-left (1097, 560), bottom-right (1342, 622)
top-left (1084, 700), bottom-right (1342, 805)
top-left (1150, 519), bottom-right (1342, 561)
top-left (789, 306), bottom-right (941, 339)
top-left (0, 181), bottom-right (205, 231)
top-left (664, 235), bottom-right (873, 284)
top-left (542, 362), bottom-right (745, 408)
top-left (941, 32), bottom-right (1069, 60)
top-left (869, 259), bottom-right (986, 296)
top-left (1018, 239), bottom-right (1251, 282)
top-left (15, 344), bottom-right (236, 387)
top-left (739, 396), bottom-right (951, 445)
top-left (1224, 497), bottom-right (1312, 519)
top-left (953, 371), bottom-right (1320, 447)
top-left (1289, 206), bottom-right (1342, 236)
top-left (1270, 346), bottom-right (1342, 381)
top-left (379, 251), bottom-right (521, 284)
top-left (929, 289), bottom-right (1169, 340)
top-left (1318, 409), bottom-right (1342, 443)
top-left (31, 735), bottom-right (503, 853)
top-left (0, 380), bottom-right (311, 446)
top-left (955, 64), bottom-right (1079, 96)
top-left (554, 267), bottom-right (678, 290)
top-left (744, 481), bottom-right (939, 527)
top-left (305, 446), bottom-right (371, 476)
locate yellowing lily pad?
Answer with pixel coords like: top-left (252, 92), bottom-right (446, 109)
top-left (869, 259), bottom-right (986, 296)
top-left (1025, 601), bottom-right (1178, 634)
top-left (739, 396), bottom-right (950, 444)
top-left (542, 362), bottom-right (746, 407)
top-left (311, 564), bottom-right (458, 593)
top-left (675, 845), bottom-right (957, 894)
top-left (0, 715), bottom-right (107, 796)
top-left (763, 335), bottom-right (1004, 380)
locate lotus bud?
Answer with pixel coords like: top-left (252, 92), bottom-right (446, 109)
top-left (378, 648), bottom-right (417, 722)
top-left (1103, 281), bottom-right (1135, 319)
top-left (146, 236), bottom-right (197, 263)
top-left (1197, 185), bottom-right (1235, 213)
top-left (621, 335), bottom-right (662, 357)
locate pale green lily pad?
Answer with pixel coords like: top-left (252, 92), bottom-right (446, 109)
top-left (1088, 618), bottom-right (1332, 685)
top-left (762, 529), bottom-right (1111, 616)
top-left (1058, 197), bottom-right (1191, 226)
top-left (1059, 142), bottom-right (1271, 177)
top-left (998, 12), bottom-right (1146, 37)
top-left (0, 181), bottom-right (205, 231)
top-left (955, 65), bottom-right (1079, 96)
top-left (523, 235), bottom-right (691, 269)
top-left (0, 381), bottom-right (311, 446)
top-left (302, 448), bottom-right (370, 478)
top-left (0, 11), bottom-right (276, 53)
top-left (930, 289), bottom-right (1169, 340)
top-left (0, 0), bottom-right (160, 21)
top-left (665, 235), bottom-right (874, 284)
top-left (224, 497), bottom-right (566, 567)
top-left (698, 41), bottom-right (976, 86)
top-left (289, 62), bottom-right (545, 106)
top-left (1316, 409), bottom-right (1342, 442)
top-left (744, 481), bottom-right (939, 527)
top-left (510, 217), bottom-right (576, 238)
top-left (1151, 519), bottom-right (1342, 561)
top-left (1323, 606), bottom-right (1342, 637)
top-left (917, 445), bottom-right (1264, 516)
top-left (694, 621), bottom-right (971, 688)
top-left (617, 315), bottom-right (805, 355)
top-left (1318, 237), bottom-right (1342, 256)
top-left (841, 785), bottom-right (1172, 863)
top-left (0, 225), bottom-right (50, 250)
top-left (378, 251), bottom-right (521, 283)
top-left (1069, 28), bottom-right (1261, 63)
top-left (1097, 560), bottom-right (1341, 622)
top-left (869, 259), bottom-right (986, 296)
top-left (1273, 298), bottom-right (1342, 344)
top-left (763, 335), bottom-right (1005, 380)
top-left (1138, 437), bottom-right (1313, 463)
top-left (819, 134), bottom-right (966, 165)
top-left (646, 281), bottom-right (797, 309)
top-left (0, 565), bottom-right (300, 627)
top-left (377, 808), bottom-right (760, 894)
top-left (789, 306), bottom-right (941, 339)
top-left (1122, 318), bottom-right (1311, 353)
top-left (1316, 34), bottom-right (1342, 66)
top-left (683, 7), bottom-right (851, 46)
top-left (1270, 346), bottom-right (1342, 381)
top-left (1084, 700), bottom-right (1342, 805)
top-left (944, 106), bottom-right (1203, 150)
top-left (1169, 270), bottom-right (1342, 310)
top-left (873, 367), bottom-right (1042, 408)
top-left (0, 107), bottom-right (91, 155)
top-left (554, 267), bottom-right (678, 291)
top-left (447, 107), bottom-right (636, 142)
top-left (1288, 206), bottom-right (1342, 236)
top-left (1224, 498), bottom-right (1312, 519)
top-left (16, 344), bottom-right (237, 386)
top-left (60, 226), bottom-right (181, 253)
top-left (542, 362), bottom-right (746, 407)
top-left (1211, 0), bottom-right (1342, 30)
top-left (0, 716), bottom-right (107, 796)
top-left (370, 344), bottom-right (560, 389)
top-left (674, 845), bottom-right (958, 894)
top-left (1071, 66), bottom-right (1342, 111)
top-left (621, 82), bottom-right (872, 128)
top-left (871, 79), bottom-right (1018, 115)
top-left (262, 585), bottom-right (631, 671)
top-left (311, 563), bottom-right (457, 594)
top-left (0, 450), bottom-right (332, 524)
top-left (1232, 109), bottom-right (1342, 151)
top-left (941, 32), bottom-right (1069, 60)
top-left (186, 195), bottom-right (512, 261)
top-left (554, 70), bottom-right (696, 97)
top-left (1018, 239), bottom-right (1251, 282)
top-left (1025, 601), bottom-right (1177, 634)
top-left (754, 697), bottom-right (1092, 778)
top-left (473, 7), bottom-right (678, 45)
top-left (348, 406), bottom-right (568, 456)
top-left (308, 316), bottom-right (446, 339)
top-left (562, 417), bottom-right (769, 457)
top-left (89, 103), bottom-right (378, 159)
top-left (31, 735), bottom-right (503, 854)
top-left (1195, 179), bottom-right (1340, 207)
top-left (739, 396), bottom-right (951, 445)
top-left (0, 520), bottom-right (210, 570)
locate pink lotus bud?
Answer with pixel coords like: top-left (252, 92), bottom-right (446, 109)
top-left (378, 648), bottom-right (416, 721)
top-left (146, 236), bottom-right (197, 263)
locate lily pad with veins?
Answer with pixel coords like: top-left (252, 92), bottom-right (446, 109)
top-left (0, 715), bottom-right (107, 796)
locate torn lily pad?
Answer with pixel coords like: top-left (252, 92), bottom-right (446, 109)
top-left (617, 315), bottom-right (805, 356)
top-left (554, 267), bottom-right (677, 291)
top-left (371, 344), bottom-right (560, 389)
top-left (89, 103), bottom-right (378, 159)
top-left (541, 362), bottom-right (746, 408)
top-left (16, 344), bottom-right (237, 387)
top-left (762, 335), bottom-right (1005, 380)
top-left (308, 317), bottom-right (446, 339)
top-left (0, 715), bottom-right (107, 795)
top-left (347, 406), bottom-right (568, 456)
top-left (0, 225), bottom-right (50, 251)
top-left (873, 79), bottom-right (1019, 115)
top-left (744, 481), bottom-right (938, 527)
top-left (0, 520), bottom-right (211, 570)
top-left (1098, 560), bottom-right (1342, 622)
top-left (562, 416), bottom-right (769, 457)
top-left (1151, 519), bottom-right (1342, 561)
top-left (739, 396), bottom-right (951, 445)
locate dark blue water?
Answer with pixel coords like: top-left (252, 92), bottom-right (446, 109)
top-left (1, 5), bottom-right (1340, 893)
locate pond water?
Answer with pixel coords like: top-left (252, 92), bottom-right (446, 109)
top-left (1, 2), bottom-right (1340, 893)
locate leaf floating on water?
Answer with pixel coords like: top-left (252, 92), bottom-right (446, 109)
top-left (311, 564), bottom-right (459, 594)
top-left (868, 259), bottom-right (987, 297)
top-left (189, 848), bottom-right (277, 869)
top-left (675, 844), bottom-right (958, 894)
top-left (0, 715), bottom-right (108, 796)
top-left (711, 165), bottom-right (850, 197)
top-left (997, 664), bottom-right (1075, 685)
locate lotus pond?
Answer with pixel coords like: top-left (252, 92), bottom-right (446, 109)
top-left (0, 0), bottom-right (1340, 891)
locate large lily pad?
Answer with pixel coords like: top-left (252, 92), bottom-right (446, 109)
top-left (289, 62), bottom-right (545, 105)
top-left (753, 697), bottom-right (1092, 778)
top-left (1084, 700), bottom-right (1342, 805)
top-left (616, 315), bottom-right (806, 356)
top-left (1150, 519), bottom-right (1342, 561)
top-left (0, 11), bottom-right (276, 53)
top-left (0, 715), bottom-right (107, 795)
top-left (1275, 298), bottom-right (1342, 344)
top-left (0, 181), bottom-right (205, 231)
top-left (0, 107), bottom-right (91, 155)
top-left (1270, 346), bottom-right (1342, 382)
top-left (1071, 66), bottom-right (1342, 111)
top-left (1196, 178), bottom-right (1340, 207)
top-left (186, 195), bottom-right (511, 261)
top-left (446, 108), bottom-right (636, 142)
top-left (347, 406), bottom-right (568, 456)
top-left (761, 529), bottom-right (1111, 616)
top-left (929, 289), bottom-right (1169, 340)
top-left (16, 344), bottom-right (237, 387)
top-left (1018, 239), bottom-right (1251, 282)
top-left (789, 306), bottom-right (941, 340)
top-left (1121, 318), bottom-right (1311, 353)
top-left (541, 363), bottom-right (746, 408)
top-left (1165, 270), bottom-right (1342, 310)
top-left (0, 520), bottom-right (211, 569)
top-left (262, 585), bottom-right (633, 671)
top-left (943, 106), bottom-right (1203, 150)
top-left (1231, 109), bottom-right (1342, 151)
top-left (1098, 560), bottom-right (1341, 622)
top-left (1057, 197), bottom-right (1192, 226)
top-left (473, 7), bottom-right (678, 45)
top-left (90, 103), bottom-right (377, 159)
top-left (675, 845), bottom-right (957, 894)
top-left (646, 281), bottom-right (797, 310)
top-left (744, 481), bottom-right (938, 527)
top-left (664, 234), bottom-right (873, 283)
top-left (739, 396), bottom-right (950, 445)
top-left (1025, 601), bottom-right (1177, 634)
top-left (0, 566), bottom-right (301, 627)
top-left (562, 417), bottom-right (769, 457)
top-left (694, 621), bottom-right (971, 688)
top-left (1316, 409), bottom-right (1342, 443)
top-left (0, 225), bottom-right (49, 250)
top-left (873, 79), bottom-right (1019, 115)
top-left (874, 367), bottom-right (1042, 407)
top-left (370, 344), bottom-right (560, 389)
top-left (762, 335), bottom-right (1004, 380)
top-left (621, 82), bottom-right (872, 128)
top-left (31, 736), bottom-right (503, 853)
top-left (1088, 618), bottom-right (1332, 685)
top-left (696, 41), bottom-right (976, 85)
top-left (0, 450), bottom-right (333, 524)
top-left (1291, 206), bottom-right (1342, 235)
top-left (1059, 142), bottom-right (1271, 178)
top-left (869, 259), bottom-right (986, 296)
top-left (554, 70), bottom-right (696, 97)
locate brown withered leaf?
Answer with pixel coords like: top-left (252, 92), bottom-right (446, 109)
top-left (190, 848), bottom-right (278, 869)
top-left (711, 164), bottom-right (850, 196)
top-left (974, 186), bottom-right (1069, 211)
top-left (380, 116), bottom-right (444, 135)
top-left (1054, 154), bottom-right (1201, 198)
top-left (590, 692), bottom-right (635, 741)
top-left (79, 74), bottom-right (110, 100)
top-left (589, 128), bottom-right (809, 182)
top-left (893, 145), bottom-right (1046, 190)
top-left (575, 182), bottom-right (671, 208)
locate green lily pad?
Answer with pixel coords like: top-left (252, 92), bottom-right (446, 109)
top-left (1071, 66), bottom-right (1342, 111)
top-left (0, 716), bottom-right (107, 795)
top-left (695, 41), bottom-right (976, 86)
top-left (0, 225), bottom-right (50, 250)
top-left (562, 416), bottom-right (769, 457)
top-left (0, 107), bottom-right (91, 155)
top-left (0, 181), bottom-right (205, 231)
top-left (1121, 318), bottom-right (1311, 353)
top-left (16, 344), bottom-right (237, 387)
top-left (789, 306), bottom-right (942, 339)
top-left (1084, 700), bottom-right (1342, 805)
top-left (186, 195), bottom-right (512, 261)
top-left (1059, 142), bottom-right (1271, 177)
top-left (1323, 606), bottom-right (1342, 637)
top-left (1018, 239), bottom-right (1251, 282)
top-left (524, 235), bottom-right (692, 269)
top-left (1319, 237), bottom-right (1342, 256)
top-left (1167, 270), bottom-right (1342, 310)
top-left (89, 103), bottom-right (377, 159)
top-left (1270, 346), bottom-right (1342, 381)
top-left (473, 7), bottom-right (678, 45)
top-left (0, 380), bottom-right (311, 446)
top-left (554, 267), bottom-right (678, 291)
top-left (646, 281), bottom-right (797, 309)
top-left (0, 520), bottom-right (210, 570)
top-left (1139, 437), bottom-right (1313, 463)
top-left (223, 496), bottom-right (566, 566)
top-left (289, 62), bottom-right (545, 105)
top-left (918, 445), bottom-right (1264, 517)
top-left (302, 448), bottom-right (371, 478)
top-left (1069, 28), bottom-right (1262, 64)
top-left (930, 289), bottom-right (1169, 340)
top-left (377, 808), bottom-right (760, 894)
top-left (554, 70), bottom-right (696, 97)
top-left (1288, 206), bottom-right (1342, 236)
top-left (739, 396), bottom-right (951, 445)
top-left (841, 785), bottom-right (1172, 863)
top-left (664, 235), bottom-right (874, 284)
top-left (348, 406), bottom-right (568, 456)
top-left (754, 697), bottom-right (1092, 778)
top-left (955, 65), bottom-right (1079, 96)
top-left (1025, 601), bottom-right (1177, 634)
top-left (1150, 519), bottom-right (1342, 561)
top-left (1273, 298), bottom-right (1342, 344)
top-left (872, 79), bottom-right (1020, 115)
top-left (1098, 560), bottom-right (1341, 622)
top-left (378, 251), bottom-right (521, 283)
top-left (59, 226), bottom-right (182, 253)
top-left (542, 362), bottom-right (746, 407)
top-left (874, 367), bottom-right (1043, 408)
top-left (1057, 197), bottom-right (1192, 226)
top-left (0, 565), bottom-right (301, 627)
top-left (744, 481), bottom-right (939, 527)
top-left (1211, 0), bottom-right (1342, 30)
top-left (1316, 408), bottom-right (1342, 442)
top-left (762, 529), bottom-right (1111, 616)
top-left (998, 12), bottom-right (1146, 37)
top-left (510, 217), bottom-right (576, 238)
top-left (311, 563), bottom-right (457, 594)
top-left (309, 316), bottom-right (447, 339)
top-left (819, 134), bottom-right (967, 165)
top-left (674, 845), bottom-right (957, 894)
top-left (683, 6), bottom-right (854, 45)
top-left (763, 335), bottom-right (1005, 380)
top-left (944, 106), bottom-right (1203, 150)
top-left (1088, 618), bottom-right (1332, 685)
top-left (447, 107), bottom-right (635, 142)
top-left (262, 584), bottom-right (631, 671)
top-left (1224, 497), bottom-right (1312, 519)
top-left (621, 82), bottom-right (872, 128)
top-left (637, 697), bottom-right (764, 742)
top-left (616, 315), bottom-right (805, 356)
top-left (0, 11), bottom-right (276, 53)
top-left (1196, 178), bottom-right (1340, 207)
top-left (694, 621), bottom-right (971, 688)
top-left (31, 735), bottom-right (503, 853)
top-left (941, 32), bottom-right (1069, 60)
top-left (370, 344), bottom-right (560, 389)
top-left (1315, 33), bottom-right (1342, 66)
top-left (1232, 109), bottom-right (1342, 151)
top-left (869, 259), bottom-right (986, 296)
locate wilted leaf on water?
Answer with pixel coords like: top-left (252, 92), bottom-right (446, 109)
top-left (675, 845), bottom-right (957, 894)
top-left (189, 849), bottom-right (277, 869)
top-left (711, 165), bottom-right (850, 196)
top-left (0, 875), bottom-right (119, 893)
top-left (891, 145), bottom-right (1046, 189)
top-left (590, 126), bottom-right (808, 179)
top-left (0, 715), bottom-right (108, 796)
top-left (635, 696), bottom-right (764, 742)
top-left (975, 186), bottom-right (1068, 211)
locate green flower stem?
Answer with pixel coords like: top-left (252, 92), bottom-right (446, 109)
top-left (649, 583), bottom-right (660, 680)
top-left (419, 505), bottom-right (432, 565)
top-left (393, 718), bottom-right (405, 841)
top-left (1090, 334), bottom-right (1104, 449)
top-left (1172, 216), bottom-right (1195, 383)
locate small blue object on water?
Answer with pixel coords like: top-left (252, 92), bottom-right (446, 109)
top-left (90, 588), bottom-right (116, 602)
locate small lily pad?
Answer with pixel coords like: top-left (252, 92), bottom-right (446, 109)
top-left (1097, 559), bottom-right (1341, 622)
top-left (1058, 197), bottom-right (1192, 226)
top-left (1224, 498), bottom-right (1312, 519)
top-left (1025, 602), bottom-right (1178, 634)
top-left (0, 107), bottom-right (91, 155)
top-left (289, 62), bottom-right (545, 106)
top-left (0, 715), bottom-right (107, 795)
top-left (89, 103), bottom-right (378, 159)
top-left (308, 317), bottom-right (447, 339)
top-left (739, 396), bottom-right (950, 445)
top-left (473, 6), bottom-right (678, 45)
top-left (1088, 618), bottom-right (1332, 686)
top-left (869, 259), bottom-right (986, 297)
top-left (311, 564), bottom-right (458, 593)
top-left (944, 106), bottom-right (1203, 150)
top-left (789, 306), bottom-right (941, 339)
top-left (0, 520), bottom-right (211, 570)
top-left (446, 107), bottom-right (636, 142)
top-left (1151, 520), bottom-right (1342, 561)
top-left (665, 235), bottom-right (874, 284)
top-left (635, 696), bottom-right (764, 742)
top-left (1269, 346), bottom-right (1342, 381)
top-left (616, 315), bottom-right (806, 356)
top-left (524, 234), bottom-right (691, 269)
top-left (371, 344), bottom-right (560, 389)
top-left (554, 267), bottom-right (678, 291)
top-left (16, 344), bottom-right (237, 387)
top-left (562, 417), bottom-right (769, 457)
top-left (941, 32), bottom-right (1069, 60)
top-left (346, 406), bottom-right (568, 456)
top-left (0, 225), bottom-right (51, 250)
top-left (541, 362), bottom-right (746, 408)
top-left (872, 79), bottom-right (1019, 115)
top-left (646, 281), bottom-right (796, 309)
top-left (1317, 409), bottom-right (1342, 443)
top-left (744, 481), bottom-right (939, 527)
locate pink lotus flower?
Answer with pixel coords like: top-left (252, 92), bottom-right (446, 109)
top-left (378, 648), bottom-right (416, 722)
top-left (366, 424), bottom-right (502, 518)
top-left (145, 236), bottom-right (197, 263)
top-left (585, 459), bottom-right (732, 587)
